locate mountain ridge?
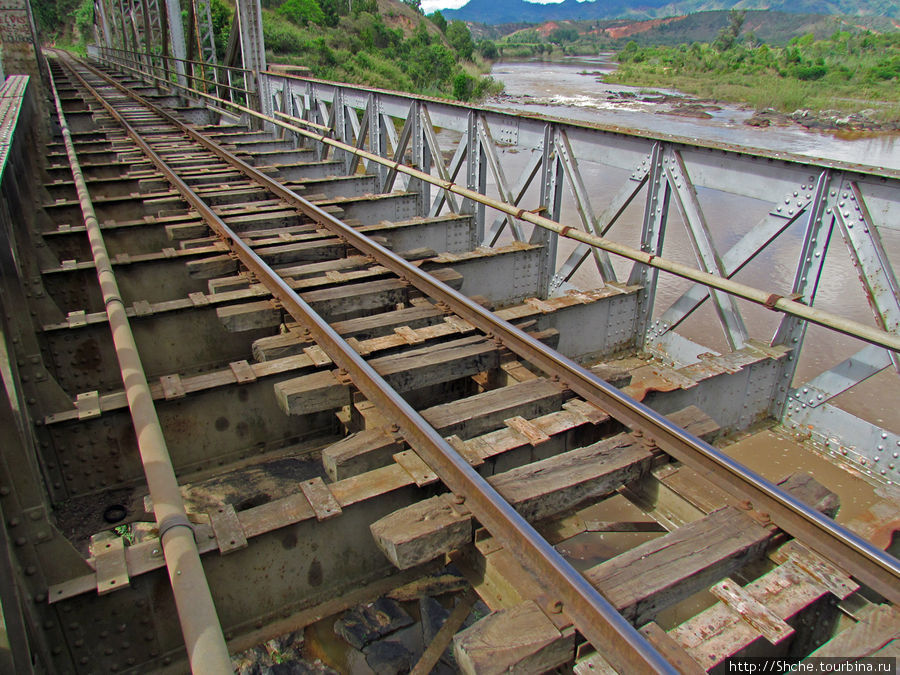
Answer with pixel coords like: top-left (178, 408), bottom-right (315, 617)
top-left (443, 0), bottom-right (900, 25)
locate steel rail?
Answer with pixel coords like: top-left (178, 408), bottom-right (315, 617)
top-left (89, 50), bottom-right (900, 354)
top-left (46, 65), bottom-right (233, 674)
top-left (58, 54), bottom-right (680, 675)
top-left (73, 54), bottom-right (900, 606)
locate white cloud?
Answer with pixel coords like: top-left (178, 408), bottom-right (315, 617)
top-left (421, 0), bottom-right (564, 14)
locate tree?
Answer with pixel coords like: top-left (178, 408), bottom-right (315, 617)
top-left (403, 0), bottom-right (423, 14)
top-left (549, 27), bottom-right (578, 45)
top-left (446, 20), bottom-right (474, 60)
top-left (319, 0), bottom-right (349, 27)
top-left (452, 72), bottom-right (475, 100)
top-left (277, 0), bottom-right (326, 27)
top-left (713, 9), bottom-right (745, 52)
top-left (428, 10), bottom-right (447, 33)
top-left (477, 39), bottom-right (498, 60)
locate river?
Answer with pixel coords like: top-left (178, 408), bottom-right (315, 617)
top-left (479, 57), bottom-right (899, 432)
top-left (489, 56), bottom-right (900, 170)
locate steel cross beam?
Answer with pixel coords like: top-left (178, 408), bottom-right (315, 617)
top-left (81, 56), bottom-right (900, 609)
top-left (76, 60), bottom-right (679, 675)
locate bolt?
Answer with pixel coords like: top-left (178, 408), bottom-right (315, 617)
top-left (453, 494), bottom-right (465, 505)
top-left (549, 600), bottom-right (563, 614)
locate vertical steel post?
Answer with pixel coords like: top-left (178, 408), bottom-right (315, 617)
top-left (411, 101), bottom-right (430, 216)
top-left (628, 141), bottom-right (670, 347)
top-left (465, 111), bottom-right (486, 242)
top-left (369, 94), bottom-right (387, 189)
top-left (164, 0), bottom-right (188, 87)
top-left (537, 123), bottom-right (562, 297)
top-left (95, 0), bottom-right (114, 48)
top-left (769, 170), bottom-right (835, 418)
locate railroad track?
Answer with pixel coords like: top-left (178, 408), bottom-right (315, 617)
top-left (29, 52), bottom-right (899, 673)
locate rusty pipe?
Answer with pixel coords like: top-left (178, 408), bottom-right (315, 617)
top-left (47, 63), bottom-right (232, 674)
top-left (76, 54), bottom-right (900, 605)
top-left (85, 51), bottom-right (900, 353)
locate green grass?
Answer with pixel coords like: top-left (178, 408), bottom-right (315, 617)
top-left (605, 32), bottom-right (900, 122)
top-left (262, 6), bottom-right (501, 101)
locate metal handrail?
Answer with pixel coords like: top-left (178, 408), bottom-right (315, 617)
top-left (99, 44), bottom-right (253, 75)
top-left (66, 54), bottom-right (679, 675)
top-left (81, 49), bottom-right (900, 609)
top-left (49, 60), bottom-right (232, 674)
top-left (91, 50), bottom-right (900, 354)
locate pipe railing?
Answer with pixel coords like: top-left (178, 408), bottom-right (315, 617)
top-left (91, 48), bottom-right (900, 355)
top-left (49, 61), bottom-right (232, 674)
top-left (98, 45), bottom-right (256, 106)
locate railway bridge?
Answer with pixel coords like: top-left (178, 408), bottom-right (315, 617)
top-left (0, 2), bottom-right (899, 672)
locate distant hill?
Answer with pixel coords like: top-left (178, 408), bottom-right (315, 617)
top-left (444, 0), bottom-right (900, 25)
top-left (500, 10), bottom-right (899, 47)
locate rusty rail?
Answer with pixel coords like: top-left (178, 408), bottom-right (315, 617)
top-left (46, 63), bottom-right (233, 675)
top-left (57, 54), bottom-right (680, 674)
top-left (60, 53), bottom-right (900, 671)
top-left (86, 49), bottom-right (900, 355)
top-left (71, 52), bottom-right (900, 607)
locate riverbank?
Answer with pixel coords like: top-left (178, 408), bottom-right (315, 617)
top-left (605, 28), bottom-right (900, 131)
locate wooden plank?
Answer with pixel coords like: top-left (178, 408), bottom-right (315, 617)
top-left (252, 305), bottom-right (445, 361)
top-left (710, 578), bottom-right (795, 645)
top-left (276, 335), bottom-right (507, 416)
top-left (92, 536), bottom-right (129, 595)
top-left (453, 601), bottom-right (575, 675)
top-left (587, 473), bottom-right (838, 626)
top-left (489, 436), bottom-right (652, 522)
top-left (393, 450), bottom-right (439, 487)
top-left (671, 561), bottom-right (839, 667)
top-left (229, 360), bottom-right (257, 384)
top-left (810, 605), bottom-right (900, 658)
top-left (274, 369), bottom-right (351, 415)
top-left (504, 416), bottom-right (552, 446)
top-left (370, 493), bottom-right (473, 570)
top-left (217, 300), bottom-right (281, 332)
top-left (160, 374), bottom-right (186, 400)
top-left (370, 434), bottom-right (652, 568)
top-left (419, 377), bottom-right (567, 440)
top-left (303, 269), bottom-right (462, 321)
top-left (638, 622), bottom-right (706, 675)
top-left (299, 477), bottom-right (343, 521)
top-left (584, 507), bottom-right (772, 626)
top-left (208, 503), bottom-right (248, 554)
top-left (186, 253), bottom-right (238, 279)
top-left (769, 540), bottom-right (859, 599)
top-left (322, 429), bottom-right (405, 481)
top-left (411, 589), bottom-right (478, 675)
top-left (371, 335), bottom-right (501, 392)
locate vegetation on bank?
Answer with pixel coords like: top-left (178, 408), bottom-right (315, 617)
top-left (263, 0), bottom-right (501, 100)
top-left (606, 14), bottom-right (900, 121)
top-left (39, 0), bottom-right (501, 102)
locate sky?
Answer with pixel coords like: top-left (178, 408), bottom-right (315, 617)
top-left (421, 0), bottom-right (566, 15)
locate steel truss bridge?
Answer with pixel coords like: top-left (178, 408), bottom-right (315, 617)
top-left (0, 1), bottom-right (898, 672)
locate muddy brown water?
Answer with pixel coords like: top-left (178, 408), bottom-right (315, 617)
top-left (445, 58), bottom-right (900, 432)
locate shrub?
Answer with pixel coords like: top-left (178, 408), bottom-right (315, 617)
top-left (477, 39), bottom-right (498, 60)
top-left (452, 72), bottom-right (475, 100)
top-left (277, 0), bottom-right (326, 26)
top-left (794, 64), bottom-right (827, 80)
top-left (446, 20), bottom-right (474, 60)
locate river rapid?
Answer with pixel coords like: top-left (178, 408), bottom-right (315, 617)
top-left (480, 57), bottom-right (900, 431)
top-left (489, 56), bottom-right (900, 170)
